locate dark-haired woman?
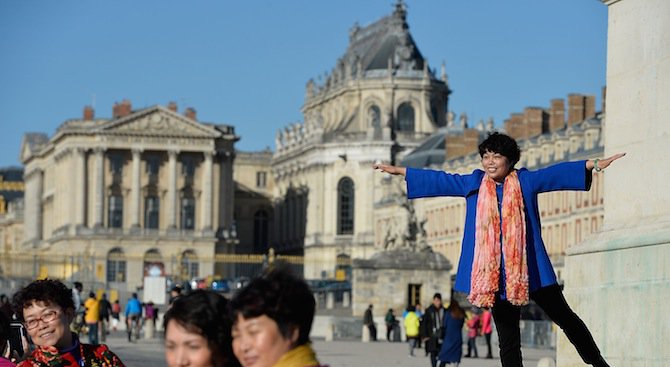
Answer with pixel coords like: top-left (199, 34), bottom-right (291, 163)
top-left (374, 132), bottom-right (624, 367)
top-left (437, 300), bottom-right (466, 367)
top-left (230, 267), bottom-right (326, 367)
top-left (163, 289), bottom-right (240, 367)
top-left (11, 279), bottom-right (125, 367)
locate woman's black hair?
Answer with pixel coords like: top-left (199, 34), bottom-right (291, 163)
top-left (11, 279), bottom-right (75, 322)
top-left (230, 266), bottom-right (315, 347)
top-left (0, 311), bottom-right (9, 350)
top-left (163, 290), bottom-right (240, 367)
top-left (478, 132), bottom-right (521, 167)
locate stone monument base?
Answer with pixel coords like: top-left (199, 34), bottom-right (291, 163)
top-left (351, 249), bottom-right (452, 317)
top-left (559, 221), bottom-right (670, 366)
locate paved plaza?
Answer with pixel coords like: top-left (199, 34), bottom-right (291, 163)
top-left (103, 330), bottom-right (555, 367)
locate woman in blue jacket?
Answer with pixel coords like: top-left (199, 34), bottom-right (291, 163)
top-left (374, 132), bottom-right (623, 367)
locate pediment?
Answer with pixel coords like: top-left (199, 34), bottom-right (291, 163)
top-left (98, 106), bottom-right (220, 138)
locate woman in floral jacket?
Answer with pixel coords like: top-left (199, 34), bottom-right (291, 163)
top-left (12, 279), bottom-right (125, 367)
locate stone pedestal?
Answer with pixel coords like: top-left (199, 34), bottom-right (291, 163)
top-left (559, 1), bottom-right (670, 366)
top-left (351, 249), bottom-right (452, 318)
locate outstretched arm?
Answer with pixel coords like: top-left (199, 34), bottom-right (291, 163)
top-left (373, 163), bottom-right (406, 176)
top-left (586, 153), bottom-right (626, 172)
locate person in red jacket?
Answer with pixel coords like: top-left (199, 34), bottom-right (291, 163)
top-left (480, 308), bottom-right (493, 359)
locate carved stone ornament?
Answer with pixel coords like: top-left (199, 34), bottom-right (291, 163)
top-left (111, 112), bottom-right (212, 137)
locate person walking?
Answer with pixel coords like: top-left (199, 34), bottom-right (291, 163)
top-left (84, 292), bottom-right (100, 345)
top-left (374, 132), bottom-right (623, 367)
top-left (70, 282), bottom-right (84, 335)
top-left (363, 304), bottom-right (377, 341)
top-left (98, 293), bottom-right (112, 342)
top-left (404, 305), bottom-right (420, 357)
top-left (437, 299), bottom-right (466, 367)
top-left (421, 293), bottom-right (445, 367)
top-left (124, 293), bottom-right (142, 342)
top-left (384, 308), bottom-right (397, 342)
top-left (464, 310), bottom-right (480, 358)
top-left (111, 300), bottom-right (121, 331)
top-left (480, 308), bottom-right (493, 359)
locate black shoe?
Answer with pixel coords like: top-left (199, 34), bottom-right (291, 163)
top-left (592, 357), bottom-right (611, 367)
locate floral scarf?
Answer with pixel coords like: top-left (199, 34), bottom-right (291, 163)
top-left (17, 337), bottom-right (125, 367)
top-left (468, 170), bottom-right (529, 307)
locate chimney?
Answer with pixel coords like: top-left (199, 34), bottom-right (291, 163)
top-left (113, 99), bottom-right (132, 119)
top-left (83, 105), bottom-right (95, 120)
top-left (184, 107), bottom-right (197, 120)
top-left (549, 99), bottom-right (565, 132)
top-left (504, 113), bottom-right (525, 141)
top-left (567, 94), bottom-right (585, 126)
top-left (585, 95), bottom-right (596, 119)
top-left (523, 107), bottom-right (545, 138)
top-left (167, 101), bottom-right (178, 112)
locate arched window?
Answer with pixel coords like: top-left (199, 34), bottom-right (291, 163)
top-left (181, 250), bottom-right (199, 279)
top-left (396, 102), bottom-right (415, 132)
top-left (106, 248), bottom-right (126, 282)
top-left (368, 105), bottom-right (382, 139)
top-left (337, 177), bottom-right (354, 235)
top-left (143, 249), bottom-right (164, 277)
top-left (254, 210), bottom-right (269, 252)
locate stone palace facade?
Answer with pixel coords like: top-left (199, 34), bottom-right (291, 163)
top-left (19, 101), bottom-right (238, 292)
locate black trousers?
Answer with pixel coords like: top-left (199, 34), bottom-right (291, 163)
top-left (492, 284), bottom-right (604, 367)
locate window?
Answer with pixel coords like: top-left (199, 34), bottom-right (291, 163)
top-left (181, 197), bottom-right (195, 230)
top-left (109, 155), bottom-right (124, 183)
top-left (396, 103), bottom-right (415, 131)
top-left (337, 177), bottom-right (354, 234)
top-left (145, 196), bottom-right (160, 229)
top-left (254, 210), bottom-right (269, 252)
top-left (108, 196), bottom-right (123, 228)
top-left (146, 156), bottom-right (160, 176)
top-left (106, 248), bottom-right (126, 282)
top-left (182, 158), bottom-right (196, 177)
top-left (368, 105), bottom-right (382, 139)
top-left (256, 171), bottom-right (267, 188)
top-left (181, 250), bottom-right (199, 279)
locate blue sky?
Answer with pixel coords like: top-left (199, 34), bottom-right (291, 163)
top-left (0, 0), bottom-right (607, 168)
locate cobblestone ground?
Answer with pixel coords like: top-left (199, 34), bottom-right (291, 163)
top-left (103, 330), bottom-right (556, 367)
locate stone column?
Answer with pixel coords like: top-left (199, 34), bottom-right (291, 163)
top-left (24, 167), bottom-right (43, 244)
top-left (201, 151), bottom-right (213, 230)
top-left (130, 148), bottom-right (142, 228)
top-left (559, 1), bottom-right (670, 366)
top-left (167, 150), bottom-right (178, 229)
top-left (94, 148), bottom-right (105, 227)
top-left (75, 148), bottom-right (87, 227)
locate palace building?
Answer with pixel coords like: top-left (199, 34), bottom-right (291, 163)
top-left (271, 2), bottom-right (450, 278)
top-left (19, 100), bottom-right (238, 293)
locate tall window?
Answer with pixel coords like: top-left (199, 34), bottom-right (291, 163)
top-left (146, 155), bottom-right (160, 185)
top-left (256, 171), bottom-right (267, 188)
top-left (396, 102), bottom-right (415, 131)
top-left (108, 196), bottom-right (123, 228)
top-left (337, 177), bottom-right (354, 234)
top-left (254, 210), bottom-right (269, 252)
top-left (181, 250), bottom-right (199, 279)
top-left (181, 197), bottom-right (195, 230)
top-left (145, 196), bottom-right (160, 229)
top-left (106, 248), bottom-right (126, 282)
top-left (368, 105), bottom-right (382, 139)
